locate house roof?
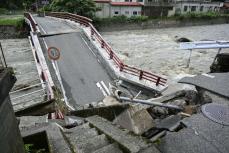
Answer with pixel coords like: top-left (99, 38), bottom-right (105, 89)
top-left (110, 2), bottom-right (143, 6)
top-left (94, 0), bottom-right (110, 3)
top-left (224, 2), bottom-right (229, 8)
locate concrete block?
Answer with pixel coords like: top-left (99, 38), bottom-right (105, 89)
top-left (113, 105), bottom-right (154, 135)
top-left (76, 134), bottom-right (110, 153)
top-left (93, 143), bottom-right (123, 153)
top-left (21, 123), bottom-right (72, 153)
top-left (65, 128), bottom-right (98, 144)
top-left (102, 96), bottom-right (121, 106)
top-left (86, 115), bottom-right (153, 153)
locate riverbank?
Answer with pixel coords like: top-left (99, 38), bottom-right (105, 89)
top-left (95, 14), bottom-right (229, 32)
top-left (0, 16), bottom-right (28, 39)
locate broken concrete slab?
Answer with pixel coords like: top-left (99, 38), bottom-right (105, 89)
top-left (182, 114), bottom-right (229, 153)
top-left (149, 90), bottom-right (186, 103)
top-left (179, 73), bottom-right (229, 98)
top-left (69, 103), bottom-right (129, 121)
top-left (15, 99), bottom-right (55, 117)
top-left (159, 113), bottom-right (229, 153)
top-left (102, 96), bottom-right (121, 106)
top-left (64, 116), bottom-right (85, 127)
top-left (113, 105), bottom-right (154, 135)
top-left (18, 115), bottom-right (48, 130)
top-left (93, 143), bottom-right (122, 153)
top-left (86, 115), bottom-right (160, 153)
top-left (158, 128), bottom-right (220, 153)
top-left (21, 123), bottom-right (72, 153)
top-left (155, 115), bottom-right (182, 131)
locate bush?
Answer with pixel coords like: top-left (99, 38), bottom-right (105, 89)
top-left (173, 11), bottom-right (222, 20)
top-left (0, 17), bottom-right (24, 29)
top-left (93, 15), bottom-right (149, 27)
top-left (0, 8), bottom-right (8, 14)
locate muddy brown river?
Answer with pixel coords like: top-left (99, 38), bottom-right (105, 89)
top-left (102, 24), bottom-right (229, 84)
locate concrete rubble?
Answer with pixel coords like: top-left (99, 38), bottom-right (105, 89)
top-left (113, 104), bottom-right (154, 135)
top-left (5, 37), bottom-right (228, 153)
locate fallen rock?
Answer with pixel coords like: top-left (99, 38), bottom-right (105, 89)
top-left (169, 99), bottom-right (186, 107)
top-left (113, 105), bottom-right (154, 135)
top-left (176, 37), bottom-right (192, 43)
top-left (102, 96), bottom-right (121, 106)
top-left (64, 116), bottom-right (85, 128)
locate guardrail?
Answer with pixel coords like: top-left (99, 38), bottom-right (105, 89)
top-left (24, 12), bottom-right (38, 32)
top-left (46, 12), bottom-right (167, 86)
top-left (24, 12), bottom-right (54, 100)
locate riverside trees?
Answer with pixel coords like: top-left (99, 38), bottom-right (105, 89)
top-left (48, 0), bottom-right (98, 18)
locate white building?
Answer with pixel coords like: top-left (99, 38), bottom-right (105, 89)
top-left (94, 0), bottom-right (143, 18)
top-left (94, 0), bottom-right (111, 18)
top-left (173, 0), bottom-right (223, 15)
top-left (94, 0), bottom-right (224, 18)
top-left (110, 2), bottom-right (143, 17)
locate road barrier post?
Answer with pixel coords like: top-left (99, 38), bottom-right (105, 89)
top-left (139, 71), bottom-right (143, 80)
top-left (110, 50), bottom-right (114, 59)
top-left (120, 63), bottom-right (124, 72)
top-left (91, 28), bottom-right (94, 40)
top-left (101, 40), bottom-right (105, 48)
top-left (156, 77), bottom-right (161, 86)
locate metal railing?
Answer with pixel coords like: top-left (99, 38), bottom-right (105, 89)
top-left (46, 12), bottom-right (167, 86)
top-left (24, 12), bottom-right (54, 100)
top-left (24, 12), bottom-right (39, 32)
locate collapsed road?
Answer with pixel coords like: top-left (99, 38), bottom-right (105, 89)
top-left (34, 16), bottom-right (112, 106)
top-left (30, 13), bottom-right (167, 108)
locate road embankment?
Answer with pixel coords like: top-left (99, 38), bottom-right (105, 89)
top-left (0, 16), bottom-right (28, 39)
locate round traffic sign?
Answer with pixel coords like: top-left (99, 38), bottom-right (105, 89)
top-left (48, 47), bottom-right (60, 60)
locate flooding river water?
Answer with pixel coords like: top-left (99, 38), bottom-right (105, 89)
top-left (102, 24), bottom-right (229, 84)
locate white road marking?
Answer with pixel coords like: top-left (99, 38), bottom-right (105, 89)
top-left (80, 34), bottom-right (97, 57)
top-left (100, 81), bottom-right (110, 96)
top-left (43, 38), bottom-right (48, 49)
top-left (39, 24), bottom-right (47, 34)
top-left (96, 82), bottom-right (108, 97)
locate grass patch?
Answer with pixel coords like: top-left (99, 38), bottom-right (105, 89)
top-left (0, 17), bottom-right (24, 28)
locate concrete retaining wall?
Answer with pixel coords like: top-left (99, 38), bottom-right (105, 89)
top-left (0, 25), bottom-right (28, 39)
top-left (0, 68), bottom-right (25, 153)
top-left (97, 17), bottom-right (229, 32)
top-left (0, 25), bottom-right (17, 39)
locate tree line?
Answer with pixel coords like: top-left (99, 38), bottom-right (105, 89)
top-left (0, 0), bottom-right (98, 18)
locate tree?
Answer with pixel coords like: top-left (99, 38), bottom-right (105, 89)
top-left (0, 0), bottom-right (23, 9)
top-left (22, 0), bottom-right (36, 11)
top-left (49, 0), bottom-right (97, 18)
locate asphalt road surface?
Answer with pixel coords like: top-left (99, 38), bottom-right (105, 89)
top-left (34, 16), bottom-right (112, 106)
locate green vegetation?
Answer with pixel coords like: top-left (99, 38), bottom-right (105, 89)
top-left (0, 17), bottom-right (24, 28)
top-left (173, 12), bottom-right (229, 20)
top-left (93, 15), bottom-right (149, 26)
top-left (0, 0), bottom-right (23, 10)
top-left (46, 0), bottom-right (98, 18)
top-left (0, 8), bottom-right (8, 14)
top-left (24, 144), bottom-right (46, 153)
top-left (93, 12), bottom-right (229, 27)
